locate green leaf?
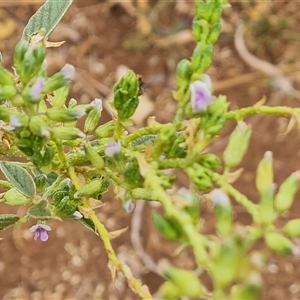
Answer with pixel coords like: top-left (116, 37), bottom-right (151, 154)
top-left (4, 188), bottom-right (32, 206)
top-left (77, 218), bottom-right (98, 235)
top-left (0, 162), bottom-right (36, 198)
top-left (0, 214), bottom-right (20, 230)
top-left (28, 200), bottom-right (52, 219)
top-left (22, 0), bottom-right (73, 41)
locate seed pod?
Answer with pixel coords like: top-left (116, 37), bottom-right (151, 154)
top-left (265, 232), bottom-right (293, 255)
top-left (52, 127), bottom-right (86, 140)
top-left (274, 171), bottom-right (300, 213)
top-left (259, 184), bottom-right (275, 225)
top-left (223, 121), bottom-right (252, 168)
top-left (84, 145), bottom-right (104, 170)
top-left (283, 219), bottom-right (300, 238)
top-left (207, 21), bottom-right (222, 44)
top-left (14, 40), bottom-right (29, 74)
top-left (256, 151), bottom-right (274, 196)
top-left (51, 86), bottom-right (69, 108)
top-left (95, 120), bottom-right (115, 138)
top-left (163, 266), bottom-right (204, 298)
top-left (74, 179), bottom-right (103, 198)
top-left (176, 59), bottom-right (192, 89)
top-left (84, 107), bottom-right (102, 133)
top-left (46, 107), bottom-right (86, 122)
top-left (34, 174), bottom-right (47, 193)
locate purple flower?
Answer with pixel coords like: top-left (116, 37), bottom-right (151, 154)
top-left (209, 189), bottom-right (230, 206)
top-left (190, 75), bottom-right (215, 112)
top-left (123, 200), bottom-right (135, 213)
top-left (29, 224), bottom-right (51, 242)
top-left (60, 64), bottom-right (75, 80)
top-left (105, 141), bottom-right (121, 157)
top-left (30, 77), bottom-right (45, 100)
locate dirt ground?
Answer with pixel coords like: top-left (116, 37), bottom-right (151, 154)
top-left (1, 1), bottom-right (300, 299)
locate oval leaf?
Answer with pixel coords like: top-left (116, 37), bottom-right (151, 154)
top-left (0, 214), bottom-right (20, 230)
top-left (22, 0), bottom-right (73, 41)
top-left (28, 200), bottom-right (52, 219)
top-left (4, 188), bottom-right (32, 206)
top-left (0, 162), bottom-right (36, 198)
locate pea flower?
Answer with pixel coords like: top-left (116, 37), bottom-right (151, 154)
top-left (29, 224), bottom-right (51, 242)
top-left (105, 140), bottom-right (121, 157)
top-left (30, 77), bottom-right (45, 100)
top-left (190, 74), bottom-right (215, 112)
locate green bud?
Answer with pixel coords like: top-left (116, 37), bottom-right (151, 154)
top-left (192, 17), bottom-right (204, 42)
top-left (74, 179), bottom-right (103, 198)
top-left (163, 266), bottom-right (204, 298)
top-left (43, 73), bottom-right (68, 94)
top-left (207, 21), bottom-right (222, 44)
top-left (178, 188), bottom-right (200, 224)
top-left (187, 165), bottom-right (213, 191)
top-left (29, 115), bottom-right (51, 138)
top-left (256, 151), bottom-right (274, 196)
top-left (0, 65), bottom-right (16, 87)
top-left (195, 0), bottom-right (209, 21)
top-left (230, 274), bottom-right (262, 300)
top-left (156, 282), bottom-right (180, 300)
top-left (210, 189), bottom-right (232, 236)
top-left (154, 124), bottom-right (177, 157)
top-left (34, 173), bottom-right (47, 193)
top-left (283, 219), bottom-right (300, 238)
top-left (209, 1), bottom-right (224, 24)
top-left (84, 107), bottom-right (102, 133)
top-left (0, 86), bottom-right (17, 101)
top-left (259, 184), bottom-right (275, 225)
top-left (95, 120), bottom-right (115, 138)
top-left (46, 107), bottom-right (86, 122)
top-left (0, 107), bottom-right (17, 122)
top-left (223, 121), bottom-right (252, 168)
top-left (52, 127), bottom-right (86, 140)
top-left (84, 145), bottom-right (104, 170)
top-left (51, 86), bottom-right (69, 107)
top-left (175, 59), bottom-right (192, 88)
top-left (199, 153), bottom-right (221, 171)
top-left (54, 195), bottom-right (79, 217)
top-left (152, 212), bottom-right (183, 241)
top-left (14, 40), bottom-right (29, 74)
top-left (42, 144), bottom-right (56, 166)
top-left (4, 188), bottom-right (32, 206)
top-left (274, 171), bottom-right (300, 213)
top-left (191, 43), bottom-right (213, 73)
top-left (265, 232), bottom-right (294, 255)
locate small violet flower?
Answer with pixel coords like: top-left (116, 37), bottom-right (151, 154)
top-left (105, 141), bottom-right (121, 158)
top-left (209, 189), bottom-right (230, 206)
top-left (190, 74), bottom-right (215, 112)
top-left (92, 98), bottom-right (103, 112)
top-left (30, 77), bottom-right (45, 100)
top-left (60, 64), bottom-right (75, 80)
top-left (9, 115), bottom-right (22, 130)
top-left (29, 224), bottom-right (52, 242)
top-left (123, 200), bottom-right (135, 214)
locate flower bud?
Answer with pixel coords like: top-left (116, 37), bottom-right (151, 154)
top-left (51, 86), bottom-right (69, 108)
top-left (256, 151), bottom-right (274, 196)
top-left (52, 127), bottom-right (85, 140)
top-left (191, 43), bottom-right (213, 73)
top-left (46, 107), bottom-right (86, 122)
top-left (0, 107), bottom-right (17, 122)
top-left (210, 189), bottom-right (232, 236)
top-left (207, 21), bottom-right (222, 44)
top-left (162, 266), bottom-right (204, 298)
top-left (84, 99), bottom-right (102, 133)
top-left (34, 173), bottom-right (47, 193)
top-left (74, 179), bottom-right (103, 198)
top-left (176, 59), bottom-right (192, 88)
top-left (274, 171), bottom-right (300, 213)
top-left (265, 232), bottom-right (293, 255)
top-left (84, 145), bottom-right (104, 170)
top-left (283, 219), bottom-right (300, 238)
top-left (208, 0), bottom-right (224, 24)
top-left (29, 115), bottom-right (51, 138)
top-left (259, 184), bottom-right (275, 225)
top-left (105, 140), bottom-right (121, 157)
top-left (124, 158), bottom-right (144, 187)
top-left (223, 121), bottom-right (252, 168)
top-left (14, 40), bottom-right (29, 74)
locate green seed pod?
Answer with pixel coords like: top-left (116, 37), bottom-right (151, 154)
top-left (274, 171), bottom-right (300, 213)
top-left (265, 232), bottom-right (294, 255)
top-left (256, 151), bottom-right (274, 196)
top-left (46, 107), bottom-right (86, 122)
top-left (259, 184), bottom-right (275, 225)
top-left (124, 157), bottom-right (144, 187)
top-left (223, 121), bottom-right (252, 168)
top-left (283, 219), bottom-right (300, 238)
top-left (43, 73), bottom-right (67, 94)
top-left (163, 266), bottom-right (204, 298)
top-left (175, 59), bottom-right (192, 89)
top-left (152, 212), bottom-right (182, 241)
top-left (4, 188), bottom-right (32, 206)
top-left (192, 17), bottom-right (203, 42)
top-left (42, 144), bottom-right (56, 166)
top-left (84, 107), bottom-right (102, 133)
top-left (95, 120), bottom-right (115, 138)
top-left (52, 127), bottom-right (86, 140)
top-left (84, 145), bottom-right (104, 170)
top-left (74, 179), bottom-right (103, 198)
top-left (191, 43), bottom-right (214, 73)
top-left (209, 1), bottom-right (224, 24)
top-left (51, 86), bottom-right (69, 108)
top-left (196, 0), bottom-right (209, 21)
top-left (29, 115), bottom-right (51, 138)
top-left (14, 40), bottom-right (29, 74)
top-left (156, 282), bottom-right (181, 300)
top-left (207, 21), bottom-right (222, 45)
